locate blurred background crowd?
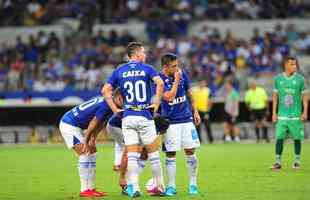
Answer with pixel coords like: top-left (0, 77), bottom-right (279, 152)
top-left (1, 0), bottom-right (310, 26)
top-left (1, 22), bottom-right (310, 96)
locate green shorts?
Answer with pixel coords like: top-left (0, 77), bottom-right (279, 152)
top-left (275, 119), bottom-right (304, 140)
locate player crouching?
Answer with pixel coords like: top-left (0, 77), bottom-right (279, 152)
top-left (59, 89), bottom-right (123, 197)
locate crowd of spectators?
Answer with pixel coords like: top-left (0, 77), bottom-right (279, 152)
top-left (0, 21), bottom-right (310, 96)
top-left (1, 0), bottom-right (310, 27)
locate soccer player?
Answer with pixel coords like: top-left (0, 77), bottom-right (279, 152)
top-left (102, 42), bottom-right (165, 197)
top-left (271, 57), bottom-right (308, 170)
top-left (159, 53), bottom-right (201, 196)
top-left (106, 113), bottom-right (169, 194)
top-left (59, 90), bottom-right (123, 197)
top-left (245, 79), bottom-right (269, 142)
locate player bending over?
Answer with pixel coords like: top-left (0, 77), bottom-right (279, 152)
top-left (59, 90), bottom-right (123, 197)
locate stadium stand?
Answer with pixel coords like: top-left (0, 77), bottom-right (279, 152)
top-left (0, 0), bottom-right (310, 143)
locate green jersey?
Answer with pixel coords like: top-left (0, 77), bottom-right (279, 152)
top-left (273, 73), bottom-right (306, 119)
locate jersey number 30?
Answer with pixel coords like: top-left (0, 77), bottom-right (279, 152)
top-left (124, 81), bottom-right (147, 102)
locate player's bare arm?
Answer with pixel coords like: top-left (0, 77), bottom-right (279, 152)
top-left (102, 84), bottom-right (123, 114)
top-left (82, 117), bottom-right (102, 153)
top-left (272, 92), bottom-right (278, 123)
top-left (187, 89), bottom-right (201, 125)
top-left (148, 76), bottom-right (164, 113)
top-left (301, 92), bottom-right (308, 121)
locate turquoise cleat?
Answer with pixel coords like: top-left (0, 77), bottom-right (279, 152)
top-left (164, 186), bottom-right (177, 196)
top-left (189, 185), bottom-right (198, 195)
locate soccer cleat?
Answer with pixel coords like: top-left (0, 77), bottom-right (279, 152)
top-left (293, 162), bottom-right (301, 170)
top-left (123, 184), bottom-right (133, 196)
top-left (147, 185), bottom-right (165, 196)
top-left (121, 185), bottom-right (129, 196)
top-left (189, 185), bottom-right (199, 195)
top-left (90, 189), bottom-right (107, 197)
top-left (164, 186), bottom-right (177, 196)
top-left (270, 163), bottom-right (281, 170)
top-left (79, 189), bottom-right (95, 197)
top-left (132, 191), bottom-right (141, 198)
top-left (123, 184), bottom-right (141, 198)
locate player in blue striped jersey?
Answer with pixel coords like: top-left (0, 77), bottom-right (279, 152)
top-left (59, 89), bottom-right (123, 197)
top-left (102, 42), bottom-right (165, 197)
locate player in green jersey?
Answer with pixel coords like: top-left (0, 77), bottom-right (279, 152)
top-left (271, 57), bottom-right (308, 170)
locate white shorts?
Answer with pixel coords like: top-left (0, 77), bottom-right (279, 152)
top-left (163, 122), bottom-right (200, 152)
top-left (122, 116), bottom-right (157, 146)
top-left (59, 121), bottom-right (85, 148)
top-left (106, 123), bottom-right (124, 147)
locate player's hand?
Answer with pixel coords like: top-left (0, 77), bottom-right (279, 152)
top-left (114, 108), bottom-right (124, 115)
top-left (174, 68), bottom-right (181, 83)
top-left (81, 143), bottom-right (91, 154)
top-left (301, 112), bottom-right (308, 121)
top-left (193, 110), bottom-right (201, 125)
top-left (272, 113), bottom-right (278, 123)
top-left (89, 135), bottom-right (96, 148)
top-left (147, 103), bottom-right (160, 113)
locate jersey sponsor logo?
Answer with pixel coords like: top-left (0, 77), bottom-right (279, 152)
top-left (122, 70), bottom-right (146, 78)
top-left (284, 88), bottom-right (296, 94)
top-left (168, 95), bottom-right (187, 106)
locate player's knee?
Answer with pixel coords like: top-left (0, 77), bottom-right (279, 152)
top-left (166, 151), bottom-right (176, 157)
top-left (145, 140), bottom-right (159, 153)
top-left (126, 144), bottom-right (141, 152)
top-left (184, 148), bottom-right (195, 155)
top-left (73, 143), bottom-right (85, 155)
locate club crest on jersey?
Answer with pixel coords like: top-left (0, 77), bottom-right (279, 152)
top-left (122, 70), bottom-right (146, 77)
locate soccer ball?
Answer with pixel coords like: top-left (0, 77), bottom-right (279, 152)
top-left (145, 178), bottom-right (156, 192)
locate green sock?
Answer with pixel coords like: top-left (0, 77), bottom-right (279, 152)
top-left (294, 140), bottom-right (301, 162)
top-left (275, 139), bottom-right (284, 164)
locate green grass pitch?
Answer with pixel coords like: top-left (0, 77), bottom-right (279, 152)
top-left (0, 142), bottom-right (309, 200)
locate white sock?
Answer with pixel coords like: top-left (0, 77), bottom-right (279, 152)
top-left (127, 152), bottom-right (141, 192)
top-left (88, 153), bottom-right (97, 190)
top-left (78, 154), bottom-right (90, 192)
top-left (114, 142), bottom-right (123, 166)
top-left (149, 151), bottom-right (164, 187)
top-left (186, 154), bottom-right (198, 186)
top-left (166, 157), bottom-right (176, 188)
top-left (137, 159), bottom-right (146, 174)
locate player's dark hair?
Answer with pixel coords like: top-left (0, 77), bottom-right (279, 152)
top-left (161, 53), bottom-right (177, 66)
top-left (284, 56), bottom-right (297, 64)
top-left (126, 42), bottom-right (143, 58)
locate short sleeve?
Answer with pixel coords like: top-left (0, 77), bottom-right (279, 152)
top-left (273, 77), bottom-right (279, 93)
top-left (301, 77), bottom-right (306, 94)
top-left (146, 65), bottom-right (158, 80)
top-left (262, 88), bottom-right (268, 102)
top-left (107, 69), bottom-right (119, 88)
top-left (183, 70), bottom-right (192, 91)
top-left (95, 105), bottom-right (111, 122)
